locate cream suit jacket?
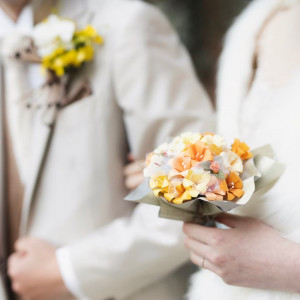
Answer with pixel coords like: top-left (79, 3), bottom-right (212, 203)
top-left (0, 0), bottom-right (215, 299)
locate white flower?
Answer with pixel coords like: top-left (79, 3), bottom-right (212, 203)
top-left (150, 154), bottom-right (165, 165)
top-left (168, 137), bottom-right (186, 154)
top-left (152, 132), bottom-right (203, 158)
top-left (154, 143), bottom-right (170, 155)
top-left (154, 138), bottom-right (185, 157)
top-left (179, 132), bottom-right (202, 144)
top-left (33, 15), bottom-right (76, 56)
top-left (167, 132), bottom-right (201, 155)
top-left (201, 134), bottom-right (226, 148)
top-left (143, 165), bottom-right (166, 178)
top-left (220, 151), bottom-right (243, 173)
top-left (143, 154), bottom-right (171, 178)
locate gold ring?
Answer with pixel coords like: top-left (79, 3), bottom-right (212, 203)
top-left (201, 257), bottom-right (205, 269)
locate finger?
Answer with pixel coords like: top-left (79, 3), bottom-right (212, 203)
top-left (183, 223), bottom-right (223, 245)
top-left (124, 161), bottom-right (145, 176)
top-left (190, 252), bottom-right (217, 273)
top-left (7, 253), bottom-right (22, 277)
top-left (184, 236), bottom-right (210, 258)
top-left (127, 153), bottom-right (135, 162)
top-left (15, 238), bottom-right (35, 253)
top-left (125, 173), bottom-right (145, 190)
top-left (215, 213), bottom-right (247, 228)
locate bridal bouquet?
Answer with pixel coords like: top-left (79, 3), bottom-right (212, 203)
top-left (125, 132), bottom-right (284, 223)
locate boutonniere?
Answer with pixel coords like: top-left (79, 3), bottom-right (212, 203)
top-left (33, 14), bottom-right (103, 78)
top-left (4, 15), bottom-right (104, 112)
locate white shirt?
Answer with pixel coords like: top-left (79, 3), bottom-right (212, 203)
top-left (0, 5), bottom-right (43, 90)
top-left (0, 5), bottom-right (86, 300)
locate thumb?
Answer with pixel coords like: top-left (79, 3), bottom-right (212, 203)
top-left (215, 213), bottom-right (246, 228)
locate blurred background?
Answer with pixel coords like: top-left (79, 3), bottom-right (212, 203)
top-left (145, 0), bottom-right (252, 102)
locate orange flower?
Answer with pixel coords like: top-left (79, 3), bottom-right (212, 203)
top-left (169, 155), bottom-right (197, 178)
top-left (184, 140), bottom-right (213, 163)
top-left (231, 139), bottom-right (252, 160)
top-left (220, 172), bottom-right (244, 201)
top-left (170, 155), bottom-right (193, 172)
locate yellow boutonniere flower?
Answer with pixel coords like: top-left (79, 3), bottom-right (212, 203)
top-left (34, 15), bottom-right (104, 77)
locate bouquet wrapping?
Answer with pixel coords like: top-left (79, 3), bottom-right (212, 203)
top-left (125, 132), bottom-right (284, 224)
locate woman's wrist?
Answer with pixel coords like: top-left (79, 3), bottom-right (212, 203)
top-left (283, 239), bottom-right (300, 293)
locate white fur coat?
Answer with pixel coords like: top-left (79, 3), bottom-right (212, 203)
top-left (188, 0), bottom-right (300, 299)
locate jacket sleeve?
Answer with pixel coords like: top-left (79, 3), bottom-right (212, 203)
top-left (112, 1), bottom-right (214, 158)
top-left (65, 2), bottom-right (215, 299)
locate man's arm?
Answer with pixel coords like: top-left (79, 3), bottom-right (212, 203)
top-left (112, 2), bottom-right (214, 158)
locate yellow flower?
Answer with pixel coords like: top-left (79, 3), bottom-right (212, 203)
top-left (166, 181), bottom-right (193, 204)
top-left (62, 49), bottom-right (77, 65)
top-left (150, 176), bottom-right (170, 197)
top-left (172, 190), bottom-right (192, 204)
top-left (150, 175), bottom-right (193, 204)
top-left (38, 21), bottom-right (103, 77)
top-left (84, 25), bottom-right (104, 44)
top-left (180, 132), bottom-right (202, 145)
top-left (52, 57), bottom-right (65, 76)
top-left (84, 25), bottom-right (97, 36)
top-left (76, 45), bottom-right (94, 64)
top-left (201, 134), bottom-right (225, 155)
top-left (165, 171), bottom-right (211, 204)
top-left (76, 25), bottom-right (104, 45)
top-left (94, 34), bottom-right (104, 44)
top-left (54, 65), bottom-right (65, 76)
top-left (41, 46), bottom-right (67, 76)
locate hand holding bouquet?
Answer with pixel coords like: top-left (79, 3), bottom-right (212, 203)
top-left (126, 132), bottom-right (284, 224)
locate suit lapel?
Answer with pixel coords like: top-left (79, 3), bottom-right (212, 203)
top-left (32, 0), bottom-right (58, 24)
top-left (0, 53), bottom-right (7, 262)
top-left (0, 49), bottom-right (15, 300)
top-left (19, 0), bottom-right (93, 234)
top-left (20, 105), bottom-right (57, 235)
top-left (32, 0), bottom-right (90, 23)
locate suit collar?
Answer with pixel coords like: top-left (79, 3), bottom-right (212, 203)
top-left (31, 0), bottom-right (90, 24)
top-left (58, 0), bottom-right (86, 19)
